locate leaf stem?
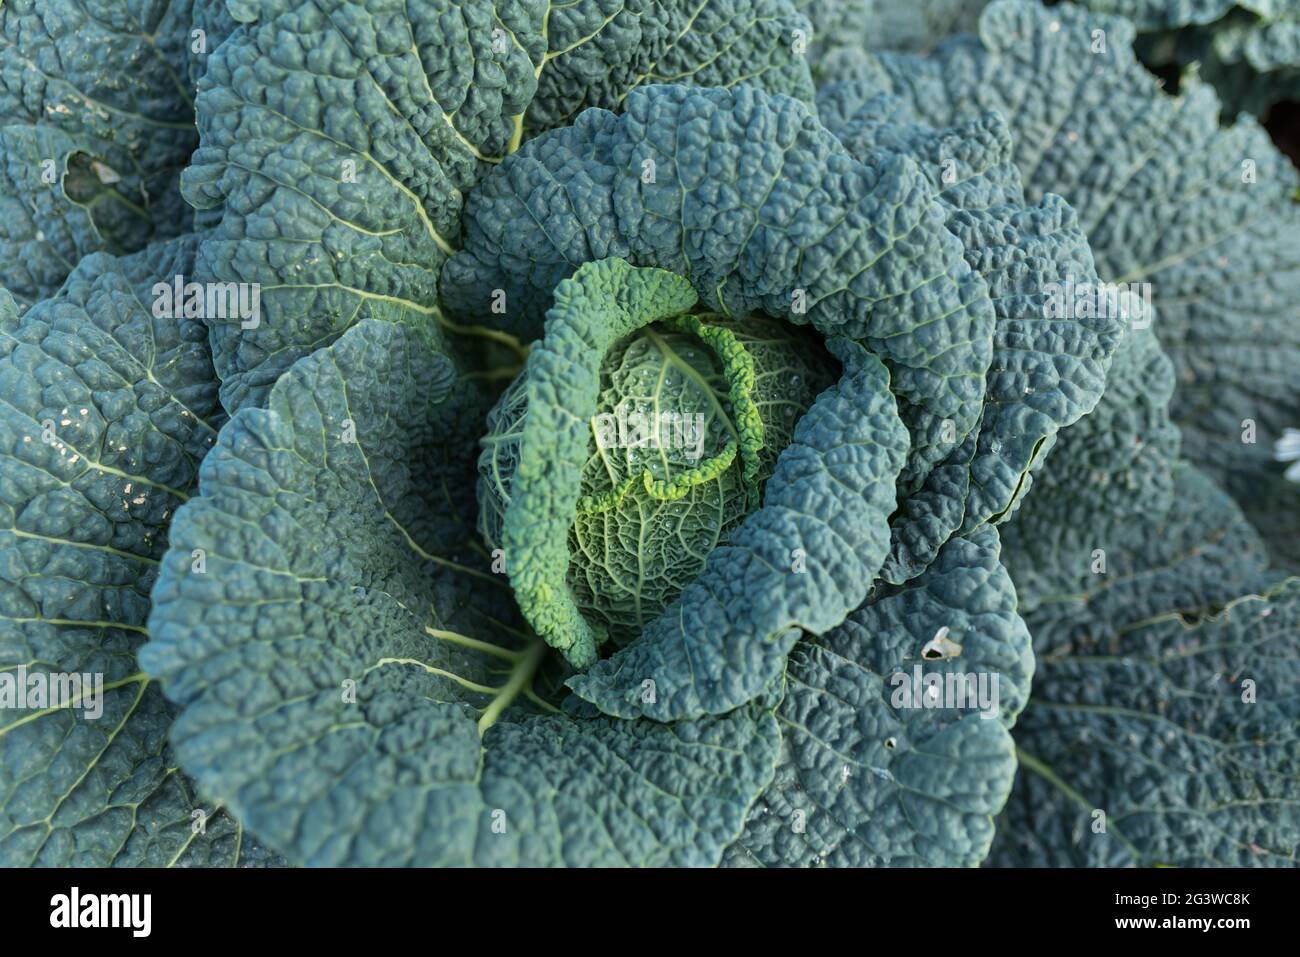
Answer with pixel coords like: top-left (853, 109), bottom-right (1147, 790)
top-left (477, 639), bottom-right (548, 735)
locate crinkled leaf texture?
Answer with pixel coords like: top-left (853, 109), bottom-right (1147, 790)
top-left (989, 287), bottom-right (1296, 864)
top-left (143, 315), bottom-right (780, 867)
top-left (794, 0), bottom-right (988, 73)
top-left (443, 83), bottom-right (993, 496)
top-left (480, 255), bottom-right (908, 726)
top-left (0, 0), bottom-right (224, 308)
top-left (0, 239), bottom-right (279, 866)
top-left (819, 0), bottom-right (1300, 571)
top-left (815, 100), bottom-right (1124, 581)
top-left (445, 81), bottom-right (1122, 721)
top-left (572, 330), bottom-right (909, 720)
top-left (726, 525), bottom-right (1034, 867)
top-left (182, 0), bottom-right (814, 411)
top-left (1081, 1), bottom-right (1300, 116)
top-left (999, 308), bottom-right (1274, 633)
top-left (999, 323), bottom-right (1187, 610)
top-left (991, 527), bottom-right (1298, 867)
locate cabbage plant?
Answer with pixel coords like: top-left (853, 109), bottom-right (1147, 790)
top-left (0, 0), bottom-right (1296, 868)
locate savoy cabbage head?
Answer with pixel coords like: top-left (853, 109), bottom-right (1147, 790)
top-left (477, 297), bottom-right (843, 649)
top-left (0, 0), bottom-right (1296, 870)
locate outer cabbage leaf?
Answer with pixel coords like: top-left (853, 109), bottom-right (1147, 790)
top-left (725, 526), bottom-right (1033, 867)
top-left (815, 99), bottom-right (1124, 580)
top-left (183, 0), bottom-right (814, 411)
top-left (793, 0), bottom-right (987, 76)
top-left (991, 569), bottom-right (1300, 868)
top-left (999, 323), bottom-right (1186, 610)
top-left (815, 103), bottom-right (1023, 211)
top-left (1011, 462), bottom-right (1277, 655)
top-left (142, 314), bottom-right (780, 867)
top-left (520, 0), bottom-right (816, 133)
top-left (819, 0), bottom-right (1300, 571)
top-left (0, 240), bottom-right (279, 866)
top-left (1072, 0), bottom-right (1246, 29)
top-left (0, 0), bottom-right (216, 308)
top-left (989, 298), bottom-right (1292, 866)
top-left (1081, 2), bottom-right (1300, 116)
top-left (997, 296), bottom-right (1275, 634)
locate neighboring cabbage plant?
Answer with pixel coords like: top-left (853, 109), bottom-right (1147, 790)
top-left (0, 241), bottom-right (282, 866)
top-left (0, 0), bottom-right (233, 309)
top-left (806, 0), bottom-right (1300, 119)
top-left (1084, 0), bottom-right (1300, 116)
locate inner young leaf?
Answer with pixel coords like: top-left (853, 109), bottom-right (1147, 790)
top-left (480, 312), bottom-right (838, 647)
